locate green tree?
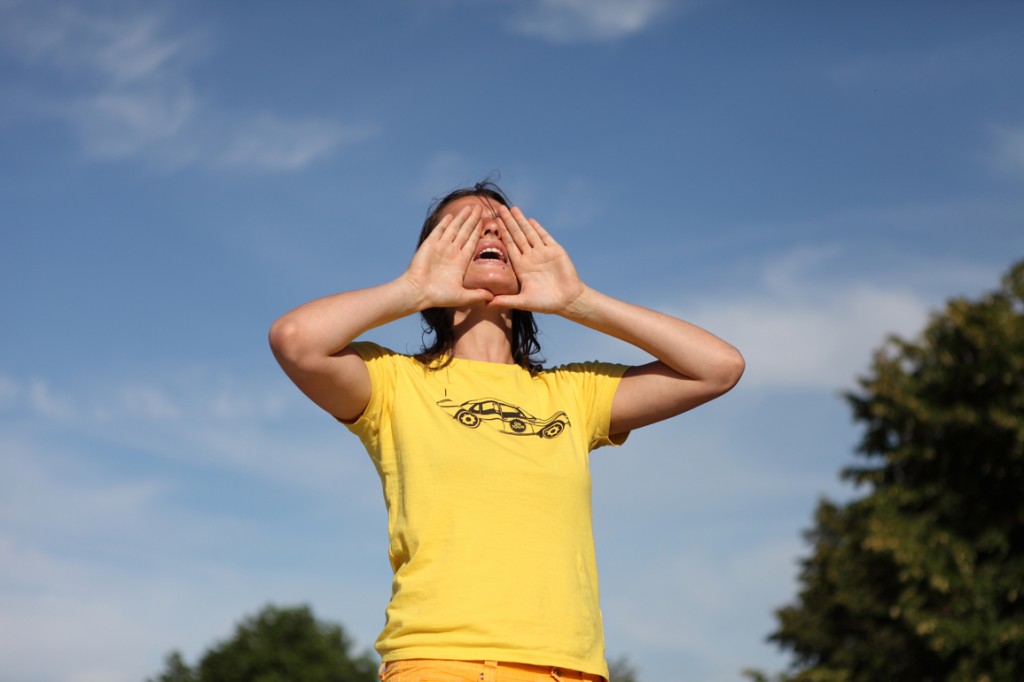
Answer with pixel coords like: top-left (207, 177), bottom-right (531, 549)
top-left (149, 651), bottom-right (195, 682)
top-left (748, 261), bottom-right (1024, 682)
top-left (148, 604), bottom-right (378, 682)
top-left (607, 654), bottom-right (639, 682)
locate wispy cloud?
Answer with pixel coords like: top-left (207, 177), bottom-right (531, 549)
top-left (0, 439), bottom-right (168, 541)
top-left (637, 246), bottom-right (1002, 392)
top-left (0, 442), bottom-right (281, 682)
top-left (0, 369), bottom-right (367, 494)
top-left (683, 248), bottom-right (929, 390)
top-left (216, 114), bottom-right (366, 172)
top-left (0, 373), bottom-right (386, 682)
top-left (0, 1), bottom-right (370, 171)
top-left (0, 1), bottom-right (193, 81)
top-left (506, 0), bottom-right (697, 44)
top-left (566, 244), bottom-right (948, 391)
top-left (26, 377), bottom-right (76, 419)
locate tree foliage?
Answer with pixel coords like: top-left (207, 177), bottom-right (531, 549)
top-left (750, 261), bottom-right (1024, 682)
top-left (607, 654), bottom-right (640, 682)
top-left (148, 604), bottom-right (378, 682)
top-left (149, 651), bottom-right (195, 682)
top-left (150, 604), bottom-right (641, 682)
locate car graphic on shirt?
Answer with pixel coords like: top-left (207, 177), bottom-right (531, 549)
top-left (436, 398), bottom-right (570, 439)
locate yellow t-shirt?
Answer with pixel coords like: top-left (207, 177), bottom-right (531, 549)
top-left (343, 342), bottom-right (629, 679)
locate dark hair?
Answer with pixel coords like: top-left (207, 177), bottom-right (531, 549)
top-left (416, 180), bottom-right (544, 372)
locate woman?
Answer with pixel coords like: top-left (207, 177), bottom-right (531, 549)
top-left (269, 181), bottom-right (744, 682)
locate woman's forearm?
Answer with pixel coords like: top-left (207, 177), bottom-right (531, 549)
top-left (562, 285), bottom-right (745, 390)
top-left (269, 277), bottom-right (422, 365)
top-left (271, 205), bottom-right (495, 366)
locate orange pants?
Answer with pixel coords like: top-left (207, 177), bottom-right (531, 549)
top-left (380, 659), bottom-right (606, 682)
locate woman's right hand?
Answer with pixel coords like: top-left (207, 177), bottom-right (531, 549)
top-left (402, 204), bottom-right (495, 309)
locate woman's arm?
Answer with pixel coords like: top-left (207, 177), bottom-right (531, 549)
top-left (563, 287), bottom-right (744, 435)
top-left (269, 205), bottom-right (492, 420)
top-left (490, 205), bottom-right (744, 436)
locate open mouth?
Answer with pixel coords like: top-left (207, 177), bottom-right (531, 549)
top-left (474, 246), bottom-right (507, 264)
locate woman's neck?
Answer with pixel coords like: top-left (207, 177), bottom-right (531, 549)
top-left (450, 305), bottom-right (515, 364)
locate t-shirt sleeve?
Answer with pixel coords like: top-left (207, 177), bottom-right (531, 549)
top-left (340, 341), bottom-right (397, 445)
top-left (554, 361), bottom-right (630, 450)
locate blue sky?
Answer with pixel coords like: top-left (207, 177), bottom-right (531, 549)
top-left (2, 1), bottom-right (1023, 680)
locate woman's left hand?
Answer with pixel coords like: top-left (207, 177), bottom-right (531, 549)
top-left (488, 205), bottom-right (586, 315)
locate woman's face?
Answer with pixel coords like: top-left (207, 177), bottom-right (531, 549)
top-left (441, 195), bottom-right (520, 297)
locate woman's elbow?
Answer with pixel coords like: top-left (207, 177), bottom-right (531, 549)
top-left (268, 316), bottom-right (309, 366)
top-left (713, 347), bottom-right (745, 394)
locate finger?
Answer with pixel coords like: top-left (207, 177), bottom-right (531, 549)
top-left (461, 287), bottom-right (495, 305)
top-left (498, 217), bottom-right (523, 264)
top-left (447, 204), bottom-right (479, 241)
top-left (510, 206), bottom-right (543, 246)
top-left (498, 205), bottom-right (530, 252)
top-left (454, 208), bottom-right (483, 250)
top-left (487, 293), bottom-right (527, 311)
top-left (438, 205), bottom-right (474, 241)
top-left (430, 212), bottom-right (455, 240)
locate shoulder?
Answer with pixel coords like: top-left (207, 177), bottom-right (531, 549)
top-left (348, 341), bottom-right (394, 361)
top-left (348, 342), bottom-right (436, 384)
top-left (535, 360), bottom-right (631, 402)
top-left (348, 342), bottom-right (424, 367)
top-left (542, 360), bottom-right (631, 380)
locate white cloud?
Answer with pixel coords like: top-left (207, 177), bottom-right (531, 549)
top-left (569, 243), bottom-right (1005, 392)
top-left (0, 534), bottom-right (73, 589)
top-left (73, 81), bottom-right (197, 160)
top-left (566, 244), bottom-right (946, 391)
top-left (0, 523), bottom-right (247, 682)
top-left (0, 589), bottom-right (159, 682)
top-left (0, 404), bottom-right (386, 682)
top-left (112, 383), bottom-right (182, 420)
top-left (27, 377), bottom-right (75, 419)
top-left (507, 0), bottom-right (693, 43)
top-left (0, 438), bottom-right (167, 539)
top-left (671, 248), bottom-right (940, 390)
top-left (0, 1), bottom-right (368, 171)
top-left (86, 13), bottom-right (188, 85)
top-left (216, 114), bottom-right (365, 172)
top-left (0, 1), bottom-right (194, 83)
top-left (692, 285), bottom-right (928, 391)
top-left (0, 369), bottom-right (373, 497)
top-left (0, 539), bottom-right (383, 682)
